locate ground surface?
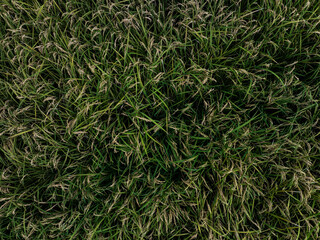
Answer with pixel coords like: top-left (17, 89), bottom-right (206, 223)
top-left (0, 0), bottom-right (320, 239)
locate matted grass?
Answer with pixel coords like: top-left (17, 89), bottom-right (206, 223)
top-left (0, 0), bottom-right (320, 239)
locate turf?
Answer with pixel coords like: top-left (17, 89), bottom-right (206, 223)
top-left (0, 0), bottom-right (320, 239)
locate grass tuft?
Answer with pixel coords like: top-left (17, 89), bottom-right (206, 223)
top-left (1, 0), bottom-right (320, 239)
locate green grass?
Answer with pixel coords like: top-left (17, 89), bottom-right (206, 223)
top-left (0, 0), bottom-right (320, 239)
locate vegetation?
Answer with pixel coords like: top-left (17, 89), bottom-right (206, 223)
top-left (0, 0), bottom-right (320, 239)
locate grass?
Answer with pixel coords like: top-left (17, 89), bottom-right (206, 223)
top-left (0, 0), bottom-right (320, 239)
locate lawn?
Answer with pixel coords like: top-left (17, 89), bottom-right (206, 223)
top-left (0, 0), bottom-right (320, 239)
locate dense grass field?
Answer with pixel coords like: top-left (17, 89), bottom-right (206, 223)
top-left (0, 0), bottom-right (320, 239)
